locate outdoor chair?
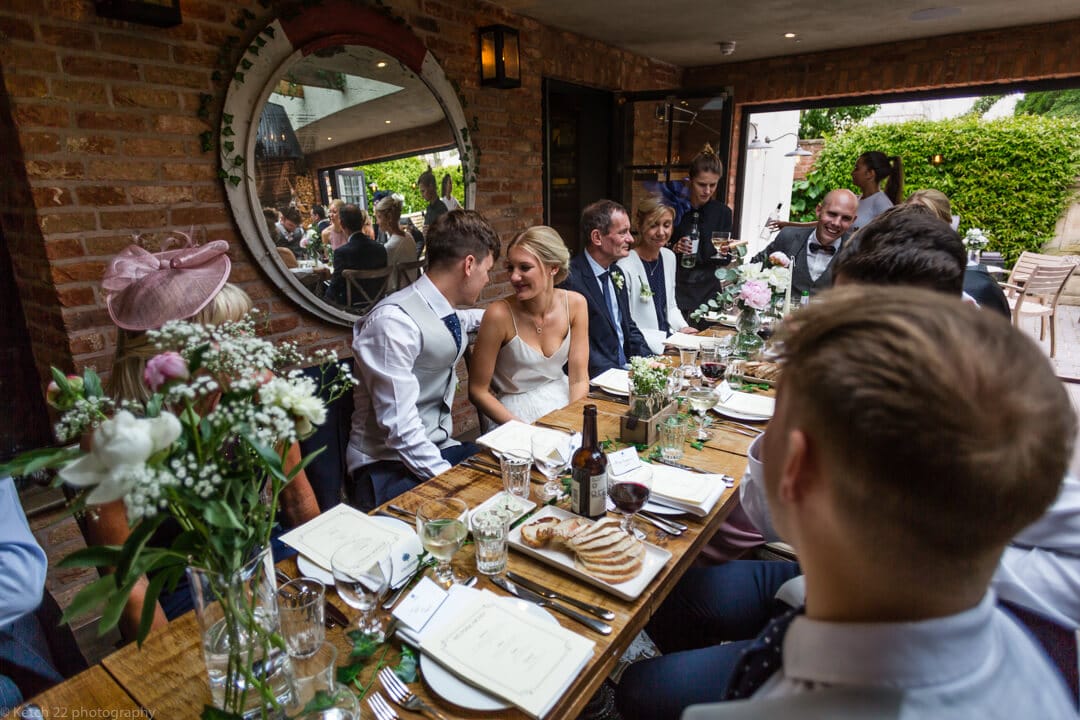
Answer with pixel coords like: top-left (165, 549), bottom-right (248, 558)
top-left (1001, 260), bottom-right (1077, 357)
top-left (343, 267), bottom-right (393, 313)
top-left (276, 246), bottom-right (299, 269)
top-left (1000, 251), bottom-right (1073, 290)
top-left (395, 259), bottom-right (426, 289)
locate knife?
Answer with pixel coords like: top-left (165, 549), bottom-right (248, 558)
top-left (460, 460), bottom-right (503, 479)
top-left (654, 457), bottom-right (711, 474)
top-left (505, 571), bottom-right (616, 620)
top-left (632, 510), bottom-right (685, 536)
top-left (640, 510), bottom-right (688, 533)
top-left (381, 557), bottom-right (437, 610)
top-left (383, 504), bottom-right (416, 521)
top-left (491, 576), bottom-right (612, 635)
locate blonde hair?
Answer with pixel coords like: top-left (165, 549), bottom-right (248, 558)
top-left (374, 194), bottom-right (403, 225)
top-left (633, 195), bottom-right (675, 248)
top-left (905, 189), bottom-right (952, 224)
top-left (109, 283), bottom-right (253, 403)
top-left (507, 226), bottom-right (570, 284)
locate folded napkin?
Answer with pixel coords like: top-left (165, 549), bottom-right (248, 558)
top-left (475, 420), bottom-right (580, 458)
top-left (648, 463), bottom-right (728, 517)
top-left (590, 368), bottom-right (630, 395)
top-left (716, 391), bottom-right (775, 419)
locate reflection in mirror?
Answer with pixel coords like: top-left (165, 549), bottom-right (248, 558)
top-left (252, 44), bottom-right (460, 315)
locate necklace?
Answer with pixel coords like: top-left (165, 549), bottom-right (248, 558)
top-left (642, 255), bottom-right (662, 279)
top-left (525, 293), bottom-right (556, 335)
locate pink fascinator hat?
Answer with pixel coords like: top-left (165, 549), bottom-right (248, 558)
top-left (102, 233), bottom-right (231, 331)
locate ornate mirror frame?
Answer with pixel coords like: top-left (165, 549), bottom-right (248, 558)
top-left (220, 1), bottom-right (474, 326)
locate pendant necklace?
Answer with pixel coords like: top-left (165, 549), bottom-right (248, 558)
top-left (528, 293), bottom-right (555, 335)
top-left (642, 255), bottom-right (662, 280)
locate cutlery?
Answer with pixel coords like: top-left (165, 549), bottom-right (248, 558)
top-left (460, 459), bottom-right (503, 478)
top-left (381, 557), bottom-right (437, 610)
top-left (715, 419), bottom-right (764, 434)
top-left (631, 510), bottom-right (685, 536)
top-left (368, 691), bottom-right (399, 720)
top-left (490, 575), bottom-right (612, 635)
top-left (640, 510), bottom-right (688, 532)
top-left (379, 666), bottom-right (449, 720)
top-left (588, 392), bottom-right (629, 405)
top-left (654, 457), bottom-right (711, 474)
top-left (711, 424), bottom-right (756, 439)
top-left (383, 504), bottom-right (416, 521)
top-left (505, 571), bottom-right (615, 620)
top-left (275, 567), bottom-right (348, 629)
top-left (534, 420), bottom-right (575, 434)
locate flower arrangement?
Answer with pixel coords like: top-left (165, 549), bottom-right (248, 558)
top-left (627, 356), bottom-right (674, 420)
top-left (963, 228), bottom-right (990, 250)
top-left (2, 311), bottom-right (355, 718)
top-left (299, 228), bottom-right (328, 262)
top-left (691, 260), bottom-right (792, 321)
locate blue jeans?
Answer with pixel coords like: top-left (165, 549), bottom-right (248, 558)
top-left (0, 609), bottom-right (64, 714)
top-left (346, 443), bottom-right (481, 511)
top-left (616, 560), bottom-right (801, 720)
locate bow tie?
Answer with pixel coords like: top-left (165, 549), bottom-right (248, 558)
top-left (808, 242), bottom-right (837, 255)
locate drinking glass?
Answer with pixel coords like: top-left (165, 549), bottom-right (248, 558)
top-left (711, 231), bottom-right (733, 260)
top-left (716, 335), bottom-right (733, 363)
top-left (678, 348), bottom-right (699, 384)
top-left (285, 643), bottom-right (359, 719)
top-left (276, 578), bottom-right (325, 659)
top-left (471, 509), bottom-right (509, 575)
top-left (698, 346), bottom-right (724, 387)
top-left (607, 466), bottom-right (653, 540)
top-left (658, 416), bottom-right (687, 461)
top-left (531, 431), bottom-right (572, 501)
top-left (725, 358), bottom-right (746, 391)
top-left (330, 540), bottom-right (391, 642)
top-left (500, 453), bottom-right (532, 511)
top-left (416, 497), bottom-right (469, 588)
top-left (686, 386), bottom-right (718, 440)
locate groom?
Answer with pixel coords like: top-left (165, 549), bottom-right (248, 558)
top-left (562, 199), bottom-right (650, 377)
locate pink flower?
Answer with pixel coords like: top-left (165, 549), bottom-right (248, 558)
top-left (739, 280), bottom-right (773, 311)
top-left (299, 237), bottom-right (310, 249)
top-left (144, 351), bottom-right (189, 392)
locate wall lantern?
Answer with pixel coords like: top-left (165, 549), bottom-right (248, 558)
top-left (929, 153), bottom-right (946, 166)
top-left (94, 0), bottom-right (181, 27)
top-left (478, 25), bottom-right (521, 89)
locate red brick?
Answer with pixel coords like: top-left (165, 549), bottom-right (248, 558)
top-left (0, 45), bottom-right (59, 72)
top-left (194, 185), bottom-right (223, 203)
top-left (69, 331), bottom-right (105, 352)
top-left (122, 137), bottom-right (189, 157)
top-left (25, 160), bottom-right (84, 180)
top-left (181, 0), bottom-right (227, 22)
top-left (112, 85), bottom-right (180, 109)
top-left (169, 206), bottom-right (228, 226)
top-left (76, 111), bottom-right (146, 132)
top-left (85, 234), bottom-right (138, 256)
top-left (65, 135), bottom-right (117, 155)
top-left (4, 74), bottom-right (49, 99)
top-left (51, 260), bottom-right (106, 283)
top-left (38, 23), bottom-right (94, 49)
top-left (32, 186), bottom-right (74, 207)
top-left (86, 160), bottom-right (157, 181)
top-left (21, 132), bottom-right (61, 154)
top-left (61, 55), bottom-right (139, 79)
top-left (98, 208), bottom-right (168, 231)
top-left (143, 64), bottom-right (209, 89)
top-left (130, 185), bottom-right (194, 204)
top-left (162, 161), bottom-right (213, 181)
top-left (13, 103), bottom-right (70, 129)
top-left (56, 285), bottom-right (96, 308)
top-left (172, 45), bottom-right (219, 67)
top-left (153, 114), bottom-right (209, 135)
top-left (49, 78), bottom-right (110, 105)
top-left (267, 315), bottom-right (301, 334)
top-left (39, 212), bottom-right (96, 235)
top-left (0, 15), bottom-right (34, 42)
top-left (97, 32), bottom-right (172, 61)
top-left (76, 186), bottom-right (127, 206)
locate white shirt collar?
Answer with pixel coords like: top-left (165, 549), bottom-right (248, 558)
top-left (413, 273), bottom-right (454, 318)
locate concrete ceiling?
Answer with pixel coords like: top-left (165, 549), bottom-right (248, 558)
top-left (490, 0), bottom-right (1080, 67)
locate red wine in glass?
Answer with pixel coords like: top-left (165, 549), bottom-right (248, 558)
top-left (609, 481), bottom-right (650, 514)
top-left (701, 361), bottom-right (725, 382)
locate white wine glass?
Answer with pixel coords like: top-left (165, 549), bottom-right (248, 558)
top-left (416, 497), bottom-right (469, 588)
top-left (686, 386), bottom-right (718, 440)
top-left (531, 430), bottom-right (572, 501)
top-left (330, 540), bottom-right (391, 642)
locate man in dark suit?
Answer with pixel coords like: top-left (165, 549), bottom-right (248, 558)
top-left (325, 204), bottom-right (387, 306)
top-left (561, 199), bottom-right (651, 377)
top-left (963, 266), bottom-right (1011, 318)
top-left (750, 189), bottom-right (858, 296)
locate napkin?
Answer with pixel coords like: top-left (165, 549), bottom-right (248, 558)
top-left (475, 420), bottom-right (580, 458)
top-left (715, 391), bottom-right (775, 419)
top-left (648, 463), bottom-right (728, 517)
top-left (590, 368), bottom-right (630, 395)
top-left (663, 333), bottom-right (709, 350)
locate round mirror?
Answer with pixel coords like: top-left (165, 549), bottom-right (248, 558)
top-left (220, 3), bottom-right (473, 325)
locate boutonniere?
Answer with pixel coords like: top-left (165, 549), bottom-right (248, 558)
top-left (611, 269), bottom-right (625, 291)
top-left (639, 284), bottom-right (653, 301)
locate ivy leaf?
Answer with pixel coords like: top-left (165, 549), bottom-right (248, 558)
top-left (689, 439), bottom-right (705, 451)
top-left (240, 59), bottom-right (253, 70)
top-left (223, 140), bottom-right (235, 154)
top-left (346, 629), bottom-right (380, 660)
top-left (228, 175), bottom-right (242, 187)
top-left (394, 645), bottom-right (419, 683)
top-left (300, 690), bottom-right (337, 714)
top-left (336, 662), bottom-right (362, 686)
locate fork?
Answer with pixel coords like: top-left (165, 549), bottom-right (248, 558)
top-left (379, 666), bottom-right (449, 720)
top-left (367, 691), bottom-right (399, 720)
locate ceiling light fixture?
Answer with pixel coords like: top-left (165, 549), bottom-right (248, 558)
top-left (784, 32), bottom-right (797, 39)
top-left (376, 61), bottom-right (387, 68)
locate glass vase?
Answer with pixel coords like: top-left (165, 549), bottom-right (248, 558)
top-left (968, 248), bottom-right (982, 265)
top-left (187, 547), bottom-right (293, 719)
top-left (735, 306), bottom-right (764, 356)
top-left (628, 389), bottom-right (665, 420)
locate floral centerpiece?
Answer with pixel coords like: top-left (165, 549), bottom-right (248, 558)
top-left (299, 228), bottom-right (328, 264)
top-left (627, 356), bottom-right (673, 420)
top-left (963, 228), bottom-right (990, 263)
top-left (3, 312), bottom-right (354, 719)
top-left (692, 259), bottom-right (792, 353)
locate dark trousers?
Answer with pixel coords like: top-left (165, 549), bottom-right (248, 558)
top-left (616, 560), bottom-right (801, 720)
top-left (345, 443), bottom-right (481, 512)
top-left (0, 591), bottom-right (83, 714)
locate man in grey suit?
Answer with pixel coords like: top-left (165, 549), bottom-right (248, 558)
top-left (750, 189), bottom-right (857, 296)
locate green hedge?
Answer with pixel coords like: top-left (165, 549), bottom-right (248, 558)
top-left (789, 116), bottom-right (1080, 262)
top-left (359, 155), bottom-right (464, 215)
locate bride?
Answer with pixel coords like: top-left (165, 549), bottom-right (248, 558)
top-left (469, 226), bottom-right (589, 426)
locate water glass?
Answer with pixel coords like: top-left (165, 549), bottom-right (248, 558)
top-left (276, 578), bottom-right (325, 659)
top-left (678, 348), bottom-right (699, 382)
top-left (725, 358), bottom-right (746, 391)
top-left (500, 453), bottom-right (532, 511)
top-left (285, 643), bottom-right (359, 719)
top-left (658, 416), bottom-right (687, 460)
top-left (472, 509), bottom-right (509, 575)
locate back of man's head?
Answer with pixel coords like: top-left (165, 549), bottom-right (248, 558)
top-left (777, 286), bottom-right (1074, 572)
top-left (580, 199), bottom-right (627, 246)
top-left (339, 204), bottom-right (366, 235)
top-left (833, 204), bottom-right (965, 295)
top-left (425, 209), bottom-right (501, 271)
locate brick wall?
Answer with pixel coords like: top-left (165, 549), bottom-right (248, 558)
top-left (0, 0), bottom-right (679, 436)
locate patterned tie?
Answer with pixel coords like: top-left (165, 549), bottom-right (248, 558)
top-left (808, 242), bottom-right (837, 255)
top-left (722, 605), bottom-right (804, 700)
top-left (441, 312), bottom-right (461, 351)
top-left (599, 271), bottom-right (626, 366)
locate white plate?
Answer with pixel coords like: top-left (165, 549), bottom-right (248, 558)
top-left (469, 491), bottom-right (537, 528)
top-left (713, 406), bottom-right (772, 422)
top-left (703, 312), bottom-right (738, 326)
top-left (295, 516), bottom-right (422, 589)
top-left (713, 391), bottom-right (774, 422)
top-left (507, 506), bottom-right (672, 601)
top-left (590, 368), bottom-right (630, 396)
top-left (421, 597), bottom-right (557, 711)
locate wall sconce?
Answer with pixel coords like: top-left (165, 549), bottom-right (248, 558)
top-left (478, 25), bottom-right (521, 89)
top-left (747, 122), bottom-right (770, 150)
top-left (94, 0), bottom-right (181, 27)
top-left (929, 153), bottom-right (946, 166)
top-left (766, 132), bottom-right (813, 157)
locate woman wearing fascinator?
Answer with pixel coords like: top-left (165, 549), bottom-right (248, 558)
top-left (671, 144), bottom-right (735, 319)
top-left (90, 232), bottom-right (319, 639)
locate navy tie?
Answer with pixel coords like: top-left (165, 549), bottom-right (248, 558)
top-left (722, 605), bottom-right (804, 700)
top-left (599, 271), bottom-right (627, 366)
top-left (442, 312), bottom-right (462, 351)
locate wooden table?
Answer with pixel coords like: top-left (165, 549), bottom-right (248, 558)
top-left (16, 395), bottom-right (762, 720)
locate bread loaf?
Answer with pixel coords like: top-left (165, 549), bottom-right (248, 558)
top-left (520, 515), bottom-right (645, 584)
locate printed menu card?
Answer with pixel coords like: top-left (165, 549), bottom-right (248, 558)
top-left (279, 503), bottom-right (407, 570)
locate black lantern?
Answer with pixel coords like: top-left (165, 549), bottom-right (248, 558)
top-left (478, 25), bottom-right (521, 89)
top-left (94, 0), bottom-right (182, 27)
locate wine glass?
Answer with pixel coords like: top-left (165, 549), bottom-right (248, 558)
top-left (686, 385), bottom-right (718, 440)
top-left (716, 335), bottom-right (734, 364)
top-left (698, 346), bottom-right (725, 388)
top-left (531, 431), bottom-right (572, 501)
top-left (711, 231), bottom-right (733, 261)
top-left (607, 466), bottom-right (653, 540)
top-left (416, 498), bottom-right (469, 588)
top-left (330, 540), bottom-right (391, 642)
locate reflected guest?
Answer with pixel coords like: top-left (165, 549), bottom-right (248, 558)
top-left (325, 204), bottom-right (386, 306)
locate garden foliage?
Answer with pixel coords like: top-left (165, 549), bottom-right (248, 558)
top-left (359, 155), bottom-right (464, 215)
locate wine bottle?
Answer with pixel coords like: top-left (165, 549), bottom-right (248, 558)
top-left (570, 404), bottom-right (607, 519)
top-left (681, 213), bottom-right (700, 269)
top-left (800, 290), bottom-right (810, 307)
top-left (760, 202), bottom-right (782, 240)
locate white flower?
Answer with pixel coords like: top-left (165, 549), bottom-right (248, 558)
top-left (258, 377), bottom-right (326, 439)
top-left (611, 270), bottom-right (625, 291)
top-left (639, 283), bottom-right (654, 301)
top-left (59, 410), bottom-right (181, 505)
